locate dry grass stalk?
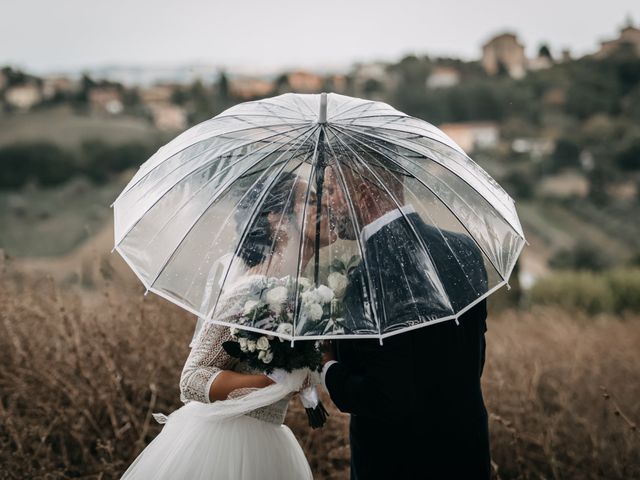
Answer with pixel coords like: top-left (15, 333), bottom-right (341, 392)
top-left (1, 263), bottom-right (638, 479)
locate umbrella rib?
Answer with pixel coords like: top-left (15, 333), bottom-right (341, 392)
top-left (332, 126), bottom-right (486, 298)
top-left (341, 119), bottom-right (510, 206)
top-left (336, 123), bottom-right (524, 242)
top-left (330, 100), bottom-right (377, 121)
top-left (331, 125), bottom-right (508, 282)
top-left (291, 130), bottom-right (323, 339)
top-left (145, 126), bottom-right (317, 295)
top-left (335, 116), bottom-right (460, 150)
top-left (116, 124), bottom-right (310, 246)
top-left (325, 137), bottom-right (383, 337)
top-left (290, 94), bottom-right (317, 118)
top-left (181, 161), bottom-right (306, 305)
top-left (328, 126), bottom-right (455, 316)
top-left (215, 112), bottom-right (304, 122)
top-left (206, 127), bottom-right (319, 321)
top-left (343, 125), bottom-right (523, 233)
top-left (341, 121), bottom-right (513, 206)
top-left (118, 122), bottom-right (307, 212)
top-left (332, 112), bottom-right (407, 123)
top-left (256, 98), bottom-right (308, 118)
top-left (328, 96), bottom-right (365, 118)
top-left (116, 120), bottom-right (309, 202)
top-left (218, 97), bottom-right (302, 118)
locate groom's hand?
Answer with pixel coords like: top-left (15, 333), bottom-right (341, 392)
top-left (320, 340), bottom-right (336, 365)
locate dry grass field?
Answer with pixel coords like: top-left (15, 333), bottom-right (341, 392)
top-left (0, 256), bottom-right (638, 479)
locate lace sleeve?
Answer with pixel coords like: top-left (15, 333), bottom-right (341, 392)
top-left (179, 322), bottom-right (235, 404)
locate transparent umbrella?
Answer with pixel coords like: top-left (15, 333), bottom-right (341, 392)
top-left (113, 92), bottom-right (525, 342)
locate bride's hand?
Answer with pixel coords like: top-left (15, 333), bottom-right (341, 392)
top-left (266, 368), bottom-right (288, 384)
top-left (299, 370), bottom-right (320, 392)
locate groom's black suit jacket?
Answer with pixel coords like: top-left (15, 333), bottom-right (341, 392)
top-left (324, 212), bottom-right (491, 480)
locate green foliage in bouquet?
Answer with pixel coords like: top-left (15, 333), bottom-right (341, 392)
top-left (222, 330), bottom-right (321, 374)
top-left (220, 264), bottom-right (358, 372)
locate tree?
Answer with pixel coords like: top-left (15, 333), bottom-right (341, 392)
top-left (615, 135), bottom-right (640, 170)
top-left (538, 44), bottom-right (553, 60)
top-left (217, 70), bottom-right (229, 101)
top-left (552, 138), bottom-right (581, 169)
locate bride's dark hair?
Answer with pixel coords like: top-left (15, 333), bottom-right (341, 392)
top-left (235, 171), bottom-right (300, 267)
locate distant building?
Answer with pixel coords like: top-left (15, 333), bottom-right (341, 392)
top-left (282, 71), bottom-right (324, 93)
top-left (5, 84), bottom-right (42, 111)
top-left (482, 32), bottom-right (527, 79)
top-left (229, 77), bottom-right (274, 99)
top-left (606, 181), bottom-right (637, 200)
top-left (42, 76), bottom-right (78, 100)
top-left (88, 87), bottom-right (123, 114)
top-left (352, 62), bottom-right (397, 99)
top-left (594, 17), bottom-right (640, 58)
top-left (511, 138), bottom-right (554, 160)
top-left (539, 172), bottom-right (589, 199)
top-left (325, 74), bottom-right (348, 93)
top-left (426, 66), bottom-right (460, 89)
top-left (139, 85), bottom-right (174, 106)
top-left (528, 55), bottom-right (553, 71)
top-left (149, 103), bottom-right (187, 131)
top-left (439, 122), bottom-right (500, 153)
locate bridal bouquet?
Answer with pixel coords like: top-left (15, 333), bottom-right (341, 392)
top-left (221, 268), bottom-right (352, 428)
top-left (221, 275), bottom-right (346, 374)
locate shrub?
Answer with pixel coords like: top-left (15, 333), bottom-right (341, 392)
top-left (81, 140), bottom-right (156, 184)
top-left (530, 268), bottom-right (640, 314)
top-left (548, 241), bottom-right (613, 272)
top-left (614, 135), bottom-right (640, 171)
top-left (605, 268), bottom-right (640, 313)
top-left (0, 142), bottom-right (78, 189)
top-left (529, 271), bottom-right (614, 314)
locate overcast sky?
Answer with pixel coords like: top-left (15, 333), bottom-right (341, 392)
top-left (3, 0), bottom-right (640, 74)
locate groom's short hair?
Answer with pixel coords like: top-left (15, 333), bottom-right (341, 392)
top-left (328, 137), bottom-right (407, 202)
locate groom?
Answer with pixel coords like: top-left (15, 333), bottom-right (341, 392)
top-left (320, 160), bottom-right (491, 479)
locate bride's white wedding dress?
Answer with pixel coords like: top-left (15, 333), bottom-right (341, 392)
top-left (121, 275), bottom-right (313, 480)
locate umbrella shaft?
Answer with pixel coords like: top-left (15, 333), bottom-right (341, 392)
top-left (314, 128), bottom-right (326, 286)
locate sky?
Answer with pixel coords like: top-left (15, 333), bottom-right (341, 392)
top-left (2, 0), bottom-right (640, 74)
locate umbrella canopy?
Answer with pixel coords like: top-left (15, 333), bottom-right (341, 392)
top-left (113, 92), bottom-right (525, 341)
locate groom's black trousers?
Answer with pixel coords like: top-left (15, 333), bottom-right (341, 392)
top-left (325, 301), bottom-right (491, 480)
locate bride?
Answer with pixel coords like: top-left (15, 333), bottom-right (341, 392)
top-left (121, 170), bottom-right (337, 480)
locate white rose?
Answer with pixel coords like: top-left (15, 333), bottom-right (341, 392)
top-left (328, 272), bottom-right (348, 298)
top-left (307, 303), bottom-right (324, 321)
top-left (243, 300), bottom-right (260, 315)
top-left (266, 286), bottom-right (288, 311)
top-left (262, 350), bottom-right (274, 364)
top-left (230, 327), bottom-right (239, 337)
top-left (247, 340), bottom-right (257, 352)
top-left (301, 289), bottom-right (320, 306)
top-left (298, 277), bottom-right (311, 290)
top-left (239, 337), bottom-right (248, 352)
top-left (276, 322), bottom-right (293, 336)
top-left (256, 336), bottom-right (270, 351)
top-left (258, 350), bottom-right (266, 360)
top-left (316, 285), bottom-right (335, 303)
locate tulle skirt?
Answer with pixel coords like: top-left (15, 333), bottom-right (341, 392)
top-left (121, 402), bottom-right (313, 480)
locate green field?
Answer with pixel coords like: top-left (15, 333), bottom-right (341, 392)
top-left (0, 106), bottom-right (166, 149)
